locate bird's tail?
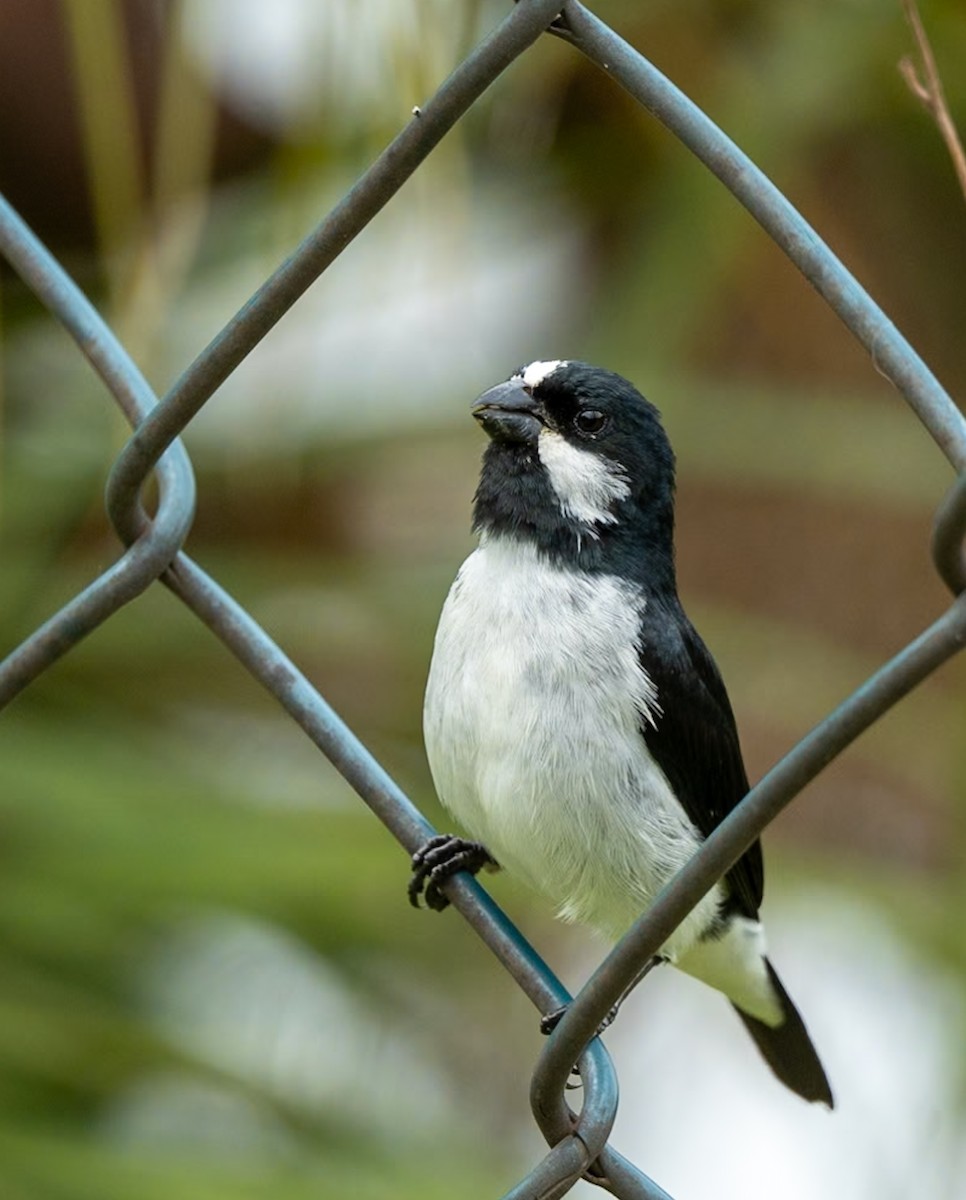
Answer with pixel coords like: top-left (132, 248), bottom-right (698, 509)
top-left (733, 958), bottom-right (833, 1107)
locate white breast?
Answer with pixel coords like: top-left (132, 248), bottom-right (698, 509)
top-left (423, 535), bottom-right (723, 956)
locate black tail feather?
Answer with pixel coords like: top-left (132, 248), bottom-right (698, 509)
top-left (733, 959), bottom-right (834, 1107)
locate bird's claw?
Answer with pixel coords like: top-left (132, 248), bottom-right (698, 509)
top-left (408, 834), bottom-right (495, 911)
top-left (539, 1001), bottom-right (620, 1083)
top-left (540, 1002), bottom-right (619, 1038)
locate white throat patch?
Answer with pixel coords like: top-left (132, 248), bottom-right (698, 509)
top-left (537, 429), bottom-right (630, 530)
top-left (518, 359), bottom-right (568, 389)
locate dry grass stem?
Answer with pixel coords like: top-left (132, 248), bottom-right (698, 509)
top-left (899, 0), bottom-right (966, 205)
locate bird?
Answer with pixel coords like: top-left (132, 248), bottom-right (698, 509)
top-left (410, 359), bottom-right (833, 1107)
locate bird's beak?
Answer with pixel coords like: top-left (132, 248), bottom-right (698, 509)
top-left (471, 379), bottom-right (543, 444)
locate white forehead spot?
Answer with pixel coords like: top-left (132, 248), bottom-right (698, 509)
top-left (537, 429), bottom-right (630, 530)
top-left (518, 360), bottom-right (568, 389)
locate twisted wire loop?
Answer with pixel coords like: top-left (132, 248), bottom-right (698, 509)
top-left (933, 472), bottom-right (966, 595)
top-left (0, 3), bottom-right (964, 1198)
top-left (0, 194), bottom-right (197, 706)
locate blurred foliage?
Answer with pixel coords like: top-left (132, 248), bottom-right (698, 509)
top-left (1, 1), bottom-right (966, 1197)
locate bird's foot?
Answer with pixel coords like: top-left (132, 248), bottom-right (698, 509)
top-left (538, 1003), bottom-right (618, 1084)
top-left (408, 834), bottom-right (495, 911)
top-left (538, 955), bottom-right (668, 1073)
top-left (539, 1002), bottom-right (619, 1039)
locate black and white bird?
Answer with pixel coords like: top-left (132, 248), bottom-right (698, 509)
top-left (411, 359), bottom-right (832, 1107)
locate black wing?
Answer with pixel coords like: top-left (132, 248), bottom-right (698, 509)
top-left (638, 596), bottom-right (763, 918)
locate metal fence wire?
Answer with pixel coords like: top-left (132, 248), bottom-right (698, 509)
top-left (2, 3), bottom-right (965, 1198)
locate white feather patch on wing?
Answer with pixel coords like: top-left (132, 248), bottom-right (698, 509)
top-left (537, 428), bottom-right (631, 530)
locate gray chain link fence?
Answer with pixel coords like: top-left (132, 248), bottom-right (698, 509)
top-left (1, 3), bottom-right (964, 1197)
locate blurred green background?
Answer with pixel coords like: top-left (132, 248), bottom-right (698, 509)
top-left (1, 1), bottom-right (965, 1197)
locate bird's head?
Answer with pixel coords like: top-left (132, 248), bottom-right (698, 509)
top-left (470, 360), bottom-right (677, 579)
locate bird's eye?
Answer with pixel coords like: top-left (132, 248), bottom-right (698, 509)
top-left (574, 408), bottom-right (608, 435)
